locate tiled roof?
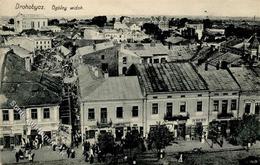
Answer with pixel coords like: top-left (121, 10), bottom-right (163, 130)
top-left (165, 36), bottom-right (187, 44)
top-left (229, 66), bottom-right (260, 92)
top-left (0, 51), bottom-right (62, 108)
top-left (78, 65), bottom-right (143, 101)
top-left (135, 62), bottom-right (208, 94)
top-left (197, 67), bottom-right (240, 91)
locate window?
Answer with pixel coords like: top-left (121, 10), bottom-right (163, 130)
top-left (43, 21), bottom-right (45, 26)
top-left (231, 100), bottom-right (237, 110)
top-left (223, 93), bottom-right (228, 96)
top-left (38, 21), bottom-right (40, 28)
top-left (14, 110), bottom-right (20, 120)
top-left (43, 108), bottom-right (50, 119)
top-left (232, 93), bottom-right (237, 95)
top-left (222, 100), bottom-right (228, 113)
top-left (101, 108), bottom-right (107, 123)
top-left (101, 55), bottom-right (105, 60)
top-left (181, 95), bottom-right (185, 98)
top-left (167, 95), bottom-right (172, 98)
top-left (3, 110), bottom-right (9, 121)
top-left (86, 130), bottom-right (95, 139)
top-left (198, 94), bottom-right (202, 97)
top-left (213, 100), bottom-right (219, 111)
top-left (88, 109), bottom-right (95, 120)
top-left (245, 103), bottom-right (251, 114)
top-left (197, 101), bottom-right (202, 112)
top-left (255, 103), bottom-right (260, 115)
top-left (214, 93), bottom-right (219, 96)
top-left (180, 102), bottom-right (186, 112)
top-left (31, 109), bottom-right (38, 119)
top-left (153, 96), bottom-right (158, 99)
top-left (166, 103), bottom-right (173, 116)
top-left (132, 106), bottom-right (138, 117)
top-left (116, 107), bottom-right (123, 118)
top-left (161, 58), bottom-right (166, 63)
top-left (122, 57), bottom-right (127, 64)
top-left (122, 67), bottom-right (127, 75)
top-left (153, 59), bottom-right (159, 63)
top-left (152, 103), bottom-right (158, 114)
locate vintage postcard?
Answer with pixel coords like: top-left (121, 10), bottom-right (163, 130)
top-left (0, 0), bottom-right (260, 164)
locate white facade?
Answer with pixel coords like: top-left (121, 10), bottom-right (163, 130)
top-left (0, 106), bottom-right (60, 149)
top-left (14, 13), bottom-right (48, 33)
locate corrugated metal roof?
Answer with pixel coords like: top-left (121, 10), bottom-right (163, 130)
top-left (136, 62), bottom-right (208, 93)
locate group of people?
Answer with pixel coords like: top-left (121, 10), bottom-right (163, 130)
top-left (22, 135), bottom-right (43, 150)
top-left (82, 141), bottom-right (95, 163)
top-left (15, 148), bottom-right (35, 163)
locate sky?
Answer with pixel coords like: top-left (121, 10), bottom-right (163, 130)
top-left (0, 0), bottom-right (259, 18)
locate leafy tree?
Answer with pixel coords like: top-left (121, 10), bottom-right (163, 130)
top-left (97, 132), bottom-right (115, 156)
top-left (123, 130), bottom-right (142, 158)
top-left (119, 16), bottom-right (125, 23)
top-left (237, 114), bottom-right (259, 147)
top-left (147, 123), bottom-right (172, 152)
top-left (91, 16), bottom-right (107, 27)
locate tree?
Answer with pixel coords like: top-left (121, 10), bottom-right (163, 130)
top-left (91, 16), bottom-right (107, 27)
top-left (237, 114), bottom-right (259, 148)
top-left (119, 16), bottom-right (125, 23)
top-left (203, 19), bottom-right (212, 29)
top-left (123, 130), bottom-right (142, 158)
top-left (147, 123), bottom-right (172, 152)
top-left (97, 132), bottom-right (115, 156)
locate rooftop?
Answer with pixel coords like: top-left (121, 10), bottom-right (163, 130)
top-left (9, 45), bottom-right (32, 58)
top-left (207, 52), bottom-right (243, 66)
top-left (123, 43), bottom-right (169, 57)
top-left (76, 41), bottom-right (114, 56)
top-left (197, 67), bottom-right (240, 91)
top-left (78, 65), bottom-right (143, 101)
top-left (229, 66), bottom-right (260, 92)
top-left (0, 50), bottom-right (62, 108)
top-left (168, 45), bottom-right (196, 61)
top-left (134, 62), bottom-right (208, 94)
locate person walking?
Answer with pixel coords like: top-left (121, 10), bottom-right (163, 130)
top-left (71, 148), bottom-right (75, 158)
top-left (67, 147), bottom-right (71, 158)
top-left (15, 151), bottom-right (20, 162)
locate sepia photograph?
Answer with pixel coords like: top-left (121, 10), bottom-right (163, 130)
top-left (0, 0), bottom-right (260, 164)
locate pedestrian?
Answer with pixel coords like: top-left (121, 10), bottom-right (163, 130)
top-left (84, 151), bottom-right (89, 162)
top-left (28, 150), bottom-right (33, 162)
top-left (71, 148), bottom-right (75, 158)
top-left (90, 154), bottom-right (94, 164)
top-left (66, 147), bottom-right (71, 158)
top-left (75, 139), bottom-right (79, 148)
top-left (15, 151), bottom-right (20, 162)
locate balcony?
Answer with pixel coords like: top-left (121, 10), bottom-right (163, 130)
top-left (164, 113), bottom-right (190, 121)
top-left (217, 112), bottom-right (233, 119)
top-left (96, 119), bottom-right (112, 128)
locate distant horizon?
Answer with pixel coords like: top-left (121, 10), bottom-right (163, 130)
top-left (0, 0), bottom-right (259, 19)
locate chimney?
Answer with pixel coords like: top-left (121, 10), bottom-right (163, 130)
top-left (25, 57), bottom-right (31, 72)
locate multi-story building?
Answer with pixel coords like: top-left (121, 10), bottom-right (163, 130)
top-left (14, 13), bottom-right (48, 33)
top-left (78, 65), bottom-right (144, 142)
top-left (5, 36), bottom-right (52, 52)
top-left (0, 49), bottom-right (62, 149)
top-left (132, 62), bottom-right (209, 140)
top-left (229, 66), bottom-right (260, 117)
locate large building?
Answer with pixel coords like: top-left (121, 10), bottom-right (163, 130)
top-left (78, 65), bottom-right (144, 142)
top-left (0, 49), bottom-right (62, 149)
top-left (5, 36), bottom-right (52, 52)
top-left (14, 13), bottom-right (48, 33)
